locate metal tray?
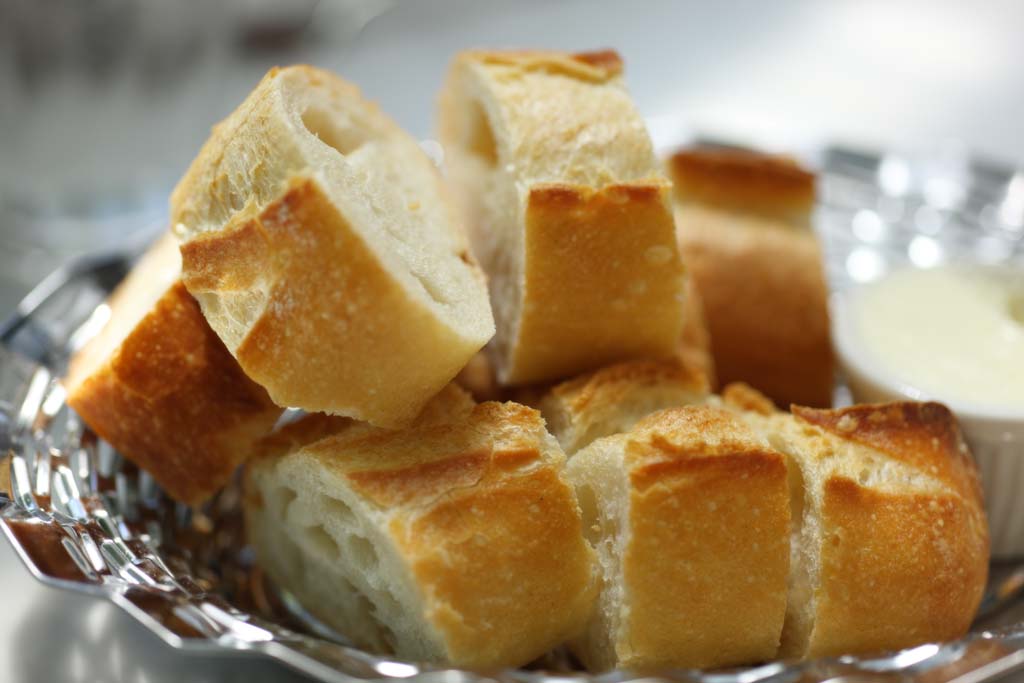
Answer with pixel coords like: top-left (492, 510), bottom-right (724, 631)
top-left (2, 142), bottom-right (1023, 683)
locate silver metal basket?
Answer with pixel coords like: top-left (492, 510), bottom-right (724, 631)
top-left (2, 142), bottom-right (1023, 683)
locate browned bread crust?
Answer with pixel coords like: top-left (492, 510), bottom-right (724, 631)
top-left (676, 205), bottom-right (834, 407)
top-left (66, 238), bottom-right (281, 504)
top-left (669, 147), bottom-right (815, 226)
top-left (245, 399), bottom-right (595, 667)
top-left (567, 405), bottom-right (790, 670)
top-left (668, 146), bottom-right (832, 408)
top-left (748, 402), bottom-right (989, 659)
top-left (440, 49), bottom-right (686, 386)
top-left (172, 65), bottom-right (493, 428)
top-left (540, 359), bottom-right (710, 454)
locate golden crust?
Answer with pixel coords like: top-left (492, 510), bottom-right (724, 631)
top-left (250, 400), bottom-right (595, 668)
top-left (610, 406), bottom-right (790, 669)
top-left (67, 281), bottom-right (281, 505)
top-left (721, 381), bottom-right (777, 415)
top-left (676, 206), bottom-right (834, 407)
top-left (668, 147), bottom-right (816, 225)
top-left (459, 48), bottom-right (623, 81)
top-left (540, 359), bottom-right (710, 455)
top-left (513, 181), bottom-right (686, 384)
top-left (440, 49), bottom-right (686, 386)
top-left (808, 476), bottom-right (988, 658)
top-left (792, 402), bottom-right (984, 509)
top-left (677, 273), bottom-right (717, 388)
top-left (760, 401), bottom-right (989, 659)
top-left (182, 178), bottom-right (479, 428)
top-left (174, 65), bottom-right (493, 428)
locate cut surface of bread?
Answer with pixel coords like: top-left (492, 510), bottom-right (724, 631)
top-left (669, 146), bottom-right (832, 408)
top-left (245, 398), bottom-right (595, 668)
top-left (66, 233), bottom-right (282, 505)
top-left (440, 50), bottom-right (686, 385)
top-left (540, 359), bottom-right (710, 455)
top-left (740, 402), bottom-right (988, 659)
top-left (172, 65), bottom-right (494, 428)
top-left (566, 405), bottom-right (790, 671)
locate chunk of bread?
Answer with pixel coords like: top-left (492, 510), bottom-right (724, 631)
top-left (545, 359), bottom-right (987, 664)
top-left (677, 274), bottom-right (717, 388)
top-left (740, 402), bottom-right (988, 659)
top-left (65, 233), bottom-right (282, 505)
top-left (244, 398), bottom-right (595, 668)
top-left (540, 359), bottom-right (710, 455)
top-left (439, 50), bottom-right (686, 385)
top-left (566, 405), bottom-right (790, 670)
top-left (669, 147), bottom-right (816, 226)
top-left (171, 65), bottom-right (494, 428)
top-left (669, 147), bottom-right (833, 408)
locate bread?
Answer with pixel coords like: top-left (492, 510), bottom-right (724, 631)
top-left (540, 359), bottom-right (710, 455)
top-left (244, 397), bottom-right (596, 668)
top-left (439, 50), bottom-right (686, 385)
top-left (546, 360), bottom-right (986, 665)
top-left (171, 65), bottom-right (494, 428)
top-left (669, 147), bottom-right (833, 408)
top-left (668, 147), bottom-right (815, 226)
top-left (65, 233), bottom-right (282, 505)
top-left (739, 402), bottom-right (988, 659)
top-left (566, 405), bottom-right (791, 670)
top-left (677, 274), bottom-right (717, 388)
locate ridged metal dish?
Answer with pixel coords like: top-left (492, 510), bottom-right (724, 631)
top-left (2, 143), bottom-right (1023, 683)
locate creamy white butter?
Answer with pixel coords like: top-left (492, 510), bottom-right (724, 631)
top-left (850, 265), bottom-right (1024, 410)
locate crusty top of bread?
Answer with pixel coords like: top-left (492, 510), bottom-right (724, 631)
top-left (792, 401), bottom-right (985, 510)
top-left (457, 49), bottom-right (624, 80)
top-left (577, 405), bottom-right (790, 670)
top-left (65, 232), bottom-right (282, 505)
top-left (757, 401), bottom-right (989, 658)
top-left (668, 147), bottom-right (816, 226)
top-left (251, 399), bottom-right (596, 667)
top-left (440, 50), bottom-right (686, 385)
top-left (441, 49), bottom-right (663, 190)
top-left (540, 359), bottom-right (710, 454)
top-left (256, 383), bottom-right (477, 461)
top-left (170, 65), bottom-right (493, 426)
top-left (65, 232), bottom-right (182, 393)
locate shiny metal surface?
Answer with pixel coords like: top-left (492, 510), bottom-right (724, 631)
top-left (1, 143), bottom-right (1023, 682)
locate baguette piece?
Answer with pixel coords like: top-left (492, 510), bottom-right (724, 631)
top-left (741, 402), bottom-right (989, 659)
top-left (566, 405), bottom-right (790, 670)
top-left (669, 147), bottom-right (815, 227)
top-left (245, 398), bottom-right (596, 668)
top-left (171, 65), bottom-right (494, 428)
top-left (669, 147), bottom-right (833, 408)
top-left (65, 233), bottom-right (282, 505)
top-left (440, 50), bottom-right (686, 385)
top-left (540, 359), bottom-right (710, 455)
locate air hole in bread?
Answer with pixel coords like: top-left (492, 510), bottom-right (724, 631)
top-left (274, 487), bottom-right (298, 519)
top-left (304, 524), bottom-right (342, 559)
top-left (320, 495), bottom-right (357, 527)
top-left (575, 483), bottom-right (602, 546)
top-left (302, 105), bottom-right (367, 157)
top-left (466, 100), bottom-right (498, 165)
top-left (347, 534), bottom-right (379, 571)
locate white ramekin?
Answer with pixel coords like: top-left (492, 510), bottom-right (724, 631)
top-left (832, 289), bottom-right (1024, 559)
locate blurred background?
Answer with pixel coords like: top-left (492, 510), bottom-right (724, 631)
top-left (0, 1), bottom-right (1022, 680)
top-left (2, 0), bottom-right (1024, 316)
